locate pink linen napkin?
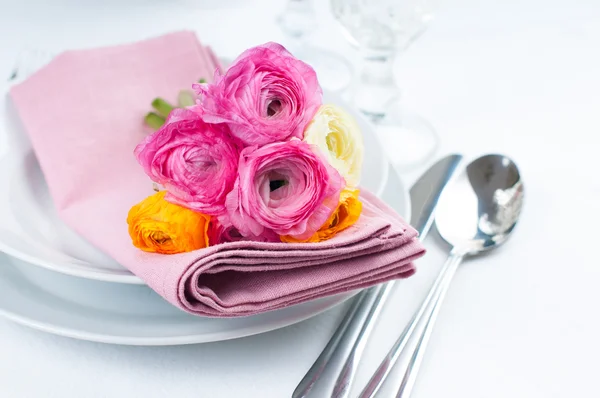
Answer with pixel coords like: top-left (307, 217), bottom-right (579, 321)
top-left (9, 31), bottom-right (425, 317)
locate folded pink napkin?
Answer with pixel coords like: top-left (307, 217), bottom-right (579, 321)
top-left (10, 31), bottom-right (425, 317)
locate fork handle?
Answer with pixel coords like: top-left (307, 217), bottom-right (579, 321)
top-left (292, 282), bottom-right (395, 398)
top-left (359, 249), bottom-right (463, 398)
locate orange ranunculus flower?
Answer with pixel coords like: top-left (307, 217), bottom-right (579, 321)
top-left (127, 191), bottom-right (210, 254)
top-left (281, 188), bottom-right (362, 243)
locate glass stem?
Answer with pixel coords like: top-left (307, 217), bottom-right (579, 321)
top-left (354, 52), bottom-right (400, 120)
top-left (277, 0), bottom-right (317, 50)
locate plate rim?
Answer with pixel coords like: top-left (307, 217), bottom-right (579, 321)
top-left (0, 289), bottom-right (357, 346)
top-left (0, 252), bottom-right (360, 346)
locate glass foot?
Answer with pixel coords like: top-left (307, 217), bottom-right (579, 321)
top-left (372, 107), bottom-right (439, 172)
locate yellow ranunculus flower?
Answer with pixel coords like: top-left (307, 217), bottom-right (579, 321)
top-left (303, 104), bottom-right (364, 187)
top-left (281, 188), bottom-right (362, 243)
top-left (127, 191), bottom-right (210, 254)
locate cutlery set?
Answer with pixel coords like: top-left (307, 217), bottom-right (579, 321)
top-left (294, 154), bottom-right (524, 397)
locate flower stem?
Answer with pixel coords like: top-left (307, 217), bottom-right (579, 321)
top-left (151, 98), bottom-right (175, 118)
top-left (144, 112), bottom-right (165, 130)
top-left (177, 90), bottom-right (196, 107)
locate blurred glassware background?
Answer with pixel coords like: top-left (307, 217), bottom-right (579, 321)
top-left (331, 0), bottom-right (440, 170)
top-left (277, 0), bottom-right (353, 92)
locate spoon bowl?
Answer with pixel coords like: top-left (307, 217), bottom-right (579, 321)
top-left (435, 154), bottom-right (524, 255)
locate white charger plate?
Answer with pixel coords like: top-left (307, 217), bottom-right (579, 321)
top-left (0, 252), bottom-right (354, 345)
top-left (0, 88), bottom-right (389, 284)
top-left (0, 162), bottom-right (408, 345)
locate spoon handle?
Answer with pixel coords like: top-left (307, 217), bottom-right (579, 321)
top-left (394, 250), bottom-right (462, 397)
top-left (358, 250), bottom-right (463, 398)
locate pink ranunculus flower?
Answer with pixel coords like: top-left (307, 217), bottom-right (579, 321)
top-left (224, 140), bottom-right (344, 241)
top-left (207, 221), bottom-right (243, 245)
top-left (207, 219), bottom-right (278, 245)
top-left (194, 42), bottom-right (322, 146)
top-left (134, 108), bottom-right (240, 216)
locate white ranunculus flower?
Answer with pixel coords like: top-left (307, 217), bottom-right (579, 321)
top-left (303, 104), bottom-right (364, 187)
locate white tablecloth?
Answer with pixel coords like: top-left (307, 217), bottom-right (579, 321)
top-left (0, 0), bottom-right (598, 396)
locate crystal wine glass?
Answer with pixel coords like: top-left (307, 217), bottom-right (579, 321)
top-left (277, 0), bottom-right (353, 92)
top-left (331, 0), bottom-right (441, 169)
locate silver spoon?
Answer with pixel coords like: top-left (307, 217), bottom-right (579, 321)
top-left (360, 154), bottom-right (524, 398)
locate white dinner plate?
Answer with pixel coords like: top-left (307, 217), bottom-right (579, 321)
top-left (0, 88), bottom-right (390, 284)
top-left (0, 163), bottom-right (408, 345)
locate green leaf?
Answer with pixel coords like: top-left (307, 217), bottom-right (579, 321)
top-left (151, 97), bottom-right (175, 118)
top-left (177, 90), bottom-right (196, 108)
top-left (198, 78), bottom-right (207, 84)
top-left (144, 112), bottom-right (166, 130)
